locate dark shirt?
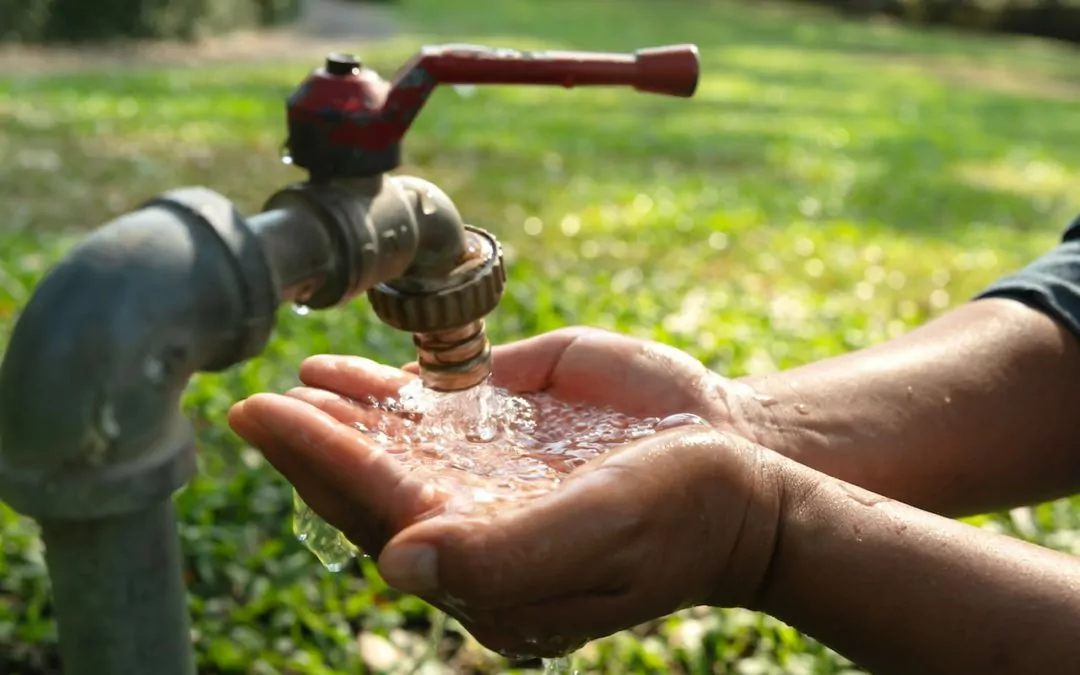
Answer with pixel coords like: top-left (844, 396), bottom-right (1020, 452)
top-left (977, 215), bottom-right (1080, 342)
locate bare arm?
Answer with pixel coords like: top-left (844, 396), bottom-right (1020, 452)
top-left (760, 461), bottom-right (1080, 675)
top-left (737, 297), bottom-right (1080, 517)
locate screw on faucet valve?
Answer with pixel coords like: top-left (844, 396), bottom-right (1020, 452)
top-left (324, 53), bottom-right (361, 76)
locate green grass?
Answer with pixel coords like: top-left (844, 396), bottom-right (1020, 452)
top-left (2, 0), bottom-right (1080, 672)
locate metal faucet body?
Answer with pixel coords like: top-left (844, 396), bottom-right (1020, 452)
top-left (0, 44), bottom-right (700, 675)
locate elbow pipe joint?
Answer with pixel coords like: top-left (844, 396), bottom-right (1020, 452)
top-left (0, 187), bottom-right (278, 521)
top-left (366, 174), bottom-right (506, 335)
top-left (257, 174), bottom-right (476, 310)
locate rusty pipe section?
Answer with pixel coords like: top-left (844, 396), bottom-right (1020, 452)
top-left (0, 174), bottom-right (473, 675)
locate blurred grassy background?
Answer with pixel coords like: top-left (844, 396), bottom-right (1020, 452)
top-left (2, 0), bottom-right (1080, 672)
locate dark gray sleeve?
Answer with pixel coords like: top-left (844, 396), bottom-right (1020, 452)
top-left (976, 215), bottom-right (1080, 342)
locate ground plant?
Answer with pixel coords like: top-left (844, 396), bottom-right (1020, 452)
top-left (2, 0), bottom-right (1079, 672)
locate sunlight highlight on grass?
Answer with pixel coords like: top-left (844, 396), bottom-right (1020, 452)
top-left (2, 0), bottom-right (1080, 673)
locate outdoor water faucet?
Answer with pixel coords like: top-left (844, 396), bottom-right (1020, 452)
top-left (277, 45), bottom-right (700, 391)
top-left (0, 44), bottom-right (699, 675)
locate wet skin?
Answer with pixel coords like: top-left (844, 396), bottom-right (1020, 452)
top-left (230, 328), bottom-right (783, 657)
top-left (231, 299), bottom-right (1080, 672)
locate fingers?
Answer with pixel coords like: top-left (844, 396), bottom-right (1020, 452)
top-left (403, 326), bottom-right (604, 391)
top-left (486, 326), bottom-right (602, 392)
top-left (231, 393), bottom-right (445, 532)
top-left (405, 325), bottom-right (612, 394)
top-left (544, 331), bottom-right (714, 418)
top-left (488, 327), bottom-right (713, 418)
top-left (298, 354), bottom-right (416, 402)
top-left (285, 387), bottom-right (368, 425)
top-left (284, 386), bottom-right (408, 430)
top-left (297, 324), bottom-right (712, 419)
top-left (400, 325), bottom-right (698, 416)
top-left (228, 402), bottom-right (358, 530)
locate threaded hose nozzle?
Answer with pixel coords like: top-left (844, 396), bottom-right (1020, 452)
top-left (414, 320), bottom-right (492, 392)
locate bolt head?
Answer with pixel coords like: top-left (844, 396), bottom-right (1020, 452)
top-left (325, 53), bottom-right (361, 76)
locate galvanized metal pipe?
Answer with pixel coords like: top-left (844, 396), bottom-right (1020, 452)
top-left (41, 501), bottom-right (195, 675)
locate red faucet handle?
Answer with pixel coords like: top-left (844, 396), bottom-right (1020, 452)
top-left (284, 44), bottom-right (701, 179)
top-left (632, 45), bottom-right (701, 97)
top-left (393, 44), bottom-right (701, 98)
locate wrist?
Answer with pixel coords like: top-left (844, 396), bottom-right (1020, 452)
top-left (700, 433), bottom-right (797, 612)
top-left (746, 457), bottom-right (829, 616)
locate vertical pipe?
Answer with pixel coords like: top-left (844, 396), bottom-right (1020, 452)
top-left (40, 500), bottom-right (195, 675)
top-left (0, 188), bottom-right (280, 675)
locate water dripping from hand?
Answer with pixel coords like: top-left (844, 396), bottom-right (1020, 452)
top-left (542, 656), bottom-right (576, 674)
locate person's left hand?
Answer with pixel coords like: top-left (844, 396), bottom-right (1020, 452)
top-left (229, 330), bottom-right (791, 658)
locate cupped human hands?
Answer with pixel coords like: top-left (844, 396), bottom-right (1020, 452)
top-left (228, 327), bottom-right (789, 658)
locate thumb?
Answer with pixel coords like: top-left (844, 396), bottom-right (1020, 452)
top-left (375, 500), bottom-right (617, 608)
top-left (374, 435), bottom-right (678, 608)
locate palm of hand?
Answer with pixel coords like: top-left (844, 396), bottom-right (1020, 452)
top-left (228, 327), bottom-right (772, 657)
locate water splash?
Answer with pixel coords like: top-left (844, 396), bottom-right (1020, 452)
top-left (294, 378), bottom-right (709, 553)
top-left (417, 188), bottom-right (439, 216)
top-left (366, 378), bottom-right (669, 517)
top-left (426, 610), bottom-right (448, 666)
top-left (292, 304), bottom-right (311, 317)
top-left (292, 490), bottom-right (357, 572)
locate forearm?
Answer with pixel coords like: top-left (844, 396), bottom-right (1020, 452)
top-left (760, 462), bottom-right (1080, 675)
top-left (737, 298), bottom-right (1080, 516)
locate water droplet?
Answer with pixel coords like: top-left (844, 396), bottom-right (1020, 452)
top-left (292, 304), bottom-right (310, 316)
top-left (543, 656), bottom-right (576, 674)
top-left (419, 189), bottom-right (438, 215)
top-left (143, 356), bottom-right (165, 383)
top-left (753, 394), bottom-right (778, 407)
top-left (98, 403), bottom-right (121, 440)
top-left (794, 403), bottom-right (810, 415)
top-left (655, 413), bottom-right (709, 431)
